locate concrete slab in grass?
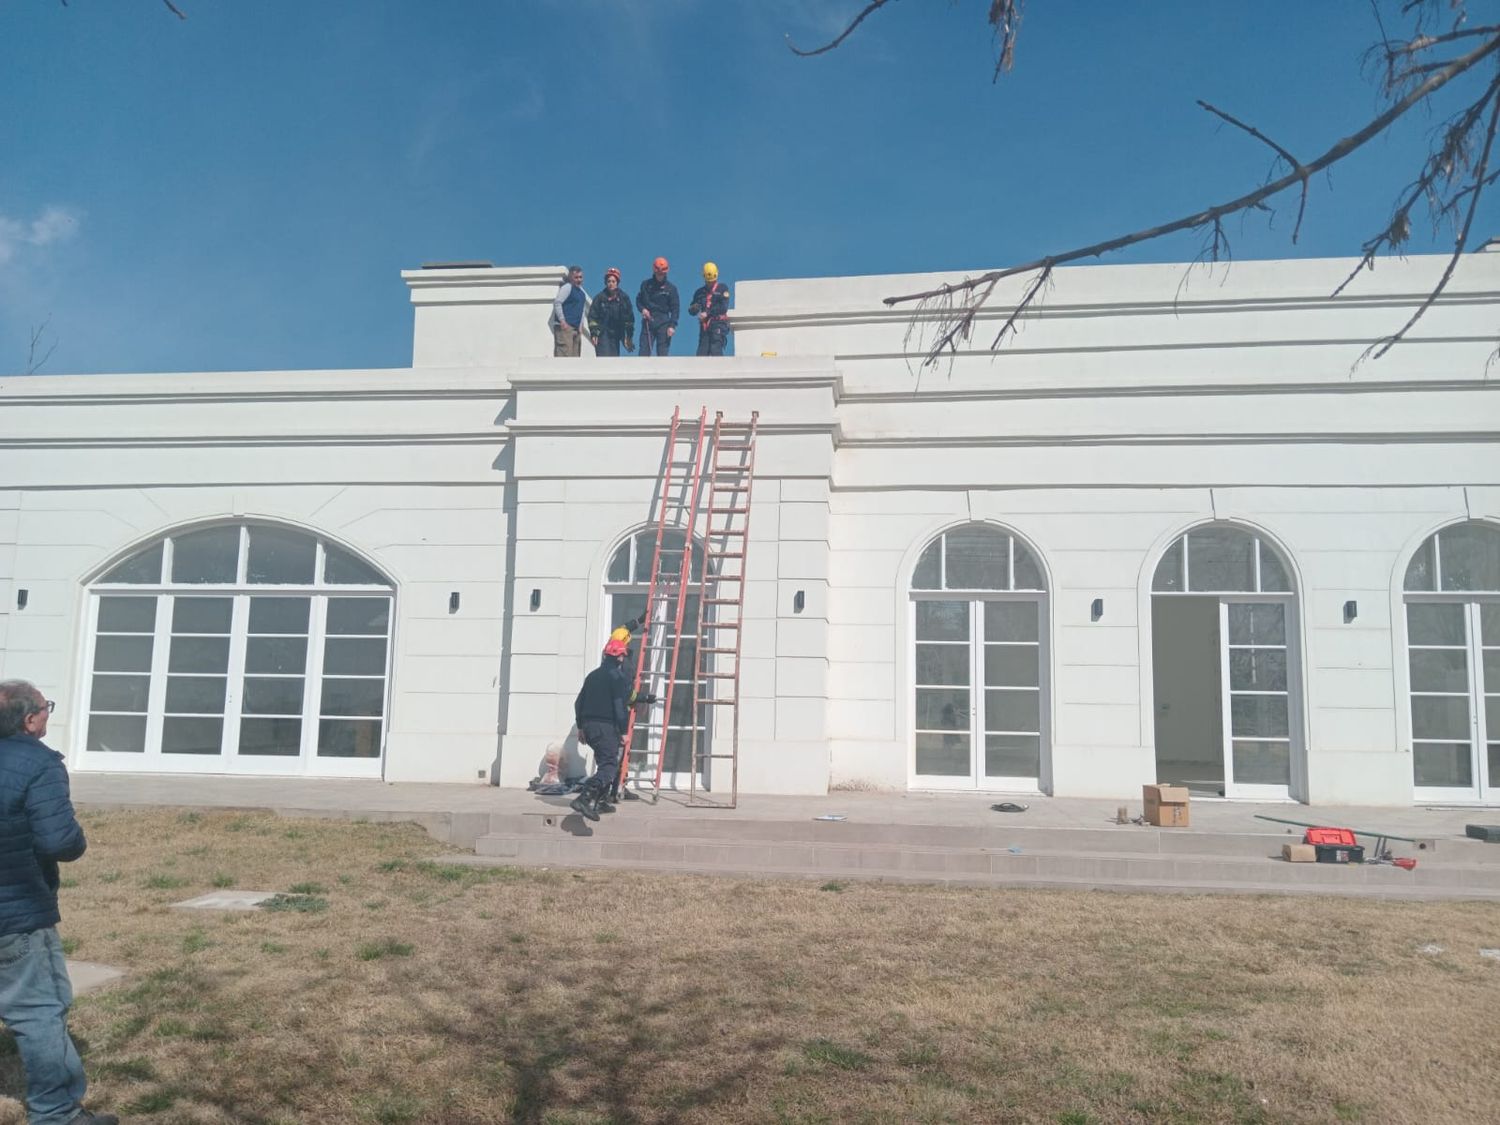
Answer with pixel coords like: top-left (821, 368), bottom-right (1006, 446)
top-left (67, 960), bottom-right (126, 996)
top-left (172, 890), bottom-right (279, 911)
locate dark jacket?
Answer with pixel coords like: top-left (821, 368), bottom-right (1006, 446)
top-left (689, 280), bottom-right (731, 322)
top-left (636, 276), bottom-right (680, 329)
top-left (0, 734), bottom-right (87, 936)
top-left (587, 287), bottom-right (636, 341)
top-left (575, 657), bottom-right (630, 734)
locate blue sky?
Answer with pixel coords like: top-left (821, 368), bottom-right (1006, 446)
top-left (1, 1), bottom-right (1488, 375)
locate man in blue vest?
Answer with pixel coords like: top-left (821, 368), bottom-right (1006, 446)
top-left (549, 265), bottom-right (591, 357)
top-left (0, 680), bottom-right (118, 1125)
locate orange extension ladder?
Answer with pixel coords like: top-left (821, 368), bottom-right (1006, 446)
top-left (687, 411), bottom-right (759, 808)
top-left (617, 407), bottom-right (709, 797)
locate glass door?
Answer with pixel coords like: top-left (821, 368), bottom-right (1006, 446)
top-left (1408, 600), bottom-right (1497, 802)
top-left (913, 598), bottom-right (1044, 790)
top-left (1220, 601), bottom-right (1295, 799)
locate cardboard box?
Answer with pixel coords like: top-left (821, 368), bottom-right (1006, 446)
top-left (1282, 843), bottom-right (1317, 863)
top-left (1142, 784), bottom-right (1190, 827)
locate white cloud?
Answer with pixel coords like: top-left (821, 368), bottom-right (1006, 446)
top-left (0, 205), bottom-right (82, 266)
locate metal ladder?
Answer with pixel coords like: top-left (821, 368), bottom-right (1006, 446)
top-left (688, 411), bottom-right (760, 808)
top-left (618, 407), bottom-right (709, 797)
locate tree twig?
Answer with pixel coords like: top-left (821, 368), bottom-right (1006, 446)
top-left (786, 0), bottom-right (896, 58)
top-left (1364, 79), bottom-right (1500, 360)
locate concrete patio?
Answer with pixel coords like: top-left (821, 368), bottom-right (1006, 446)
top-left (70, 774), bottom-right (1500, 900)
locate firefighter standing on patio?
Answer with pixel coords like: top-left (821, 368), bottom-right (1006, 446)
top-left (571, 639), bottom-right (631, 821)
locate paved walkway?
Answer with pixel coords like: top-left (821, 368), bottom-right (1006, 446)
top-left (71, 773), bottom-right (1497, 843)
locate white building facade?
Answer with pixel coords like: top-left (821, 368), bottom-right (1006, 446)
top-left (2, 253), bottom-right (1497, 806)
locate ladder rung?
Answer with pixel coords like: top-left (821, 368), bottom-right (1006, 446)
top-left (704, 621), bottom-right (739, 629)
top-left (703, 671), bottom-right (738, 679)
top-left (710, 507), bottom-right (749, 515)
top-left (710, 551), bottom-right (745, 559)
top-left (704, 598), bottom-right (741, 605)
top-left (701, 647), bottom-right (738, 655)
top-left (703, 698), bottom-right (739, 705)
top-left (710, 528), bottom-right (746, 535)
top-left (716, 444), bottom-right (752, 452)
top-left (714, 465), bottom-right (752, 472)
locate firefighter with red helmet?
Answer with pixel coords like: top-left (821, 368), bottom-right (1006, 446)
top-left (636, 257), bottom-right (680, 356)
top-left (587, 267), bottom-right (636, 357)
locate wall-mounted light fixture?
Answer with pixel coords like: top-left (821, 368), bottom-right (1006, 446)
top-left (793, 590), bottom-right (806, 614)
top-left (530, 588), bottom-right (542, 612)
top-left (1090, 597), bottom-right (1104, 622)
top-left (448, 591), bottom-right (460, 614)
top-left (1343, 599), bottom-right (1358, 624)
top-left (16, 589), bottom-right (28, 611)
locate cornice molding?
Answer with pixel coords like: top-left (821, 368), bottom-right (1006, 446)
top-left (730, 289), bottom-right (1500, 332)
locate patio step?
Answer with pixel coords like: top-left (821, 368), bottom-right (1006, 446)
top-left (468, 813), bottom-right (1500, 900)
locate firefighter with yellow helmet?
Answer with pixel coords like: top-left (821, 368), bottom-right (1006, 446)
top-left (689, 261), bottom-right (731, 356)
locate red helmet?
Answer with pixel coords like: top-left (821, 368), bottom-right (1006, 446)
top-left (653, 257), bottom-right (668, 272)
top-left (605, 267), bottom-right (621, 282)
top-left (603, 638), bottom-right (629, 658)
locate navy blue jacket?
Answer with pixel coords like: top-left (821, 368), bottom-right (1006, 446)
top-left (575, 657), bottom-right (630, 734)
top-left (689, 281), bottom-right (731, 322)
top-left (0, 734), bottom-right (87, 936)
top-left (636, 276), bottom-right (680, 329)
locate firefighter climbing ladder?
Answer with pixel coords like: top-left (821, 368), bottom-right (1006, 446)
top-left (618, 407), bottom-right (709, 797)
top-left (618, 407), bottom-right (759, 807)
top-left (687, 411), bottom-right (760, 808)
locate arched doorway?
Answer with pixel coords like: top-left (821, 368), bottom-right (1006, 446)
top-left (909, 523), bottom-right (1049, 791)
top-left (1150, 524), bottom-right (1301, 799)
top-left (603, 527), bottom-right (709, 788)
top-left (1403, 520), bottom-right (1500, 802)
top-left (81, 522), bottom-right (394, 777)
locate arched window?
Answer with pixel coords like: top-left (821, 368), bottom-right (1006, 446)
top-left (1402, 521), bottom-right (1500, 800)
top-left (84, 523), bottom-right (393, 778)
top-left (604, 527), bottom-right (707, 784)
top-left (1152, 525), bottom-right (1291, 593)
top-left (910, 524), bottom-right (1048, 790)
top-left (1149, 524), bottom-right (1300, 799)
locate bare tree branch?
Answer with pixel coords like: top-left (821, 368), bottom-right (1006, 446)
top-left (26, 316), bottom-right (58, 376)
top-left (58, 0), bottom-right (186, 17)
top-left (875, 30), bottom-right (1500, 368)
top-left (797, 1), bottom-right (1500, 372)
top-left (790, 0), bottom-right (1024, 80)
top-left (1197, 100), bottom-right (1311, 242)
top-left (786, 0), bottom-right (897, 58)
top-left (1364, 78), bottom-right (1500, 360)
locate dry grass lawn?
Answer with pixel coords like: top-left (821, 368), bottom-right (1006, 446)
top-left (0, 808), bottom-right (1497, 1124)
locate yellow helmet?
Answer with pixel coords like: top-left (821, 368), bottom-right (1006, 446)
top-left (702, 261), bottom-right (718, 282)
top-left (610, 625), bottom-right (632, 643)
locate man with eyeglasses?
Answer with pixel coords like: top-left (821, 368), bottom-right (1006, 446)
top-left (0, 681), bottom-right (117, 1125)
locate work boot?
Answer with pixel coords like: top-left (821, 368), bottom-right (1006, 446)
top-left (618, 785), bottom-right (642, 801)
top-left (596, 786), bottom-right (617, 814)
top-left (569, 781), bottom-right (601, 822)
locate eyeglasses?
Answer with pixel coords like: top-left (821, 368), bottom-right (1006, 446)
top-left (32, 700), bottom-right (55, 715)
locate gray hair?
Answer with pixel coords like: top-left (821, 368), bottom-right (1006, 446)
top-left (567, 264), bottom-right (583, 277)
top-left (0, 680), bottom-right (42, 739)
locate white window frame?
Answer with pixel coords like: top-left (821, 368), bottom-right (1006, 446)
top-left (77, 524), bottom-right (394, 779)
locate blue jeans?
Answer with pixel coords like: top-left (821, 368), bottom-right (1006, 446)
top-left (0, 928), bottom-right (86, 1125)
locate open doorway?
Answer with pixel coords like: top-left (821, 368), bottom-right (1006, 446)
top-left (1152, 597), bottom-right (1224, 797)
top-left (1149, 525), bottom-right (1301, 801)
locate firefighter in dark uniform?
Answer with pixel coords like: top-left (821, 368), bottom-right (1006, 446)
top-left (689, 261), bottom-right (731, 356)
top-left (572, 638), bottom-right (631, 820)
top-left (587, 267), bottom-right (636, 357)
top-left (636, 256), bottom-right (680, 356)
